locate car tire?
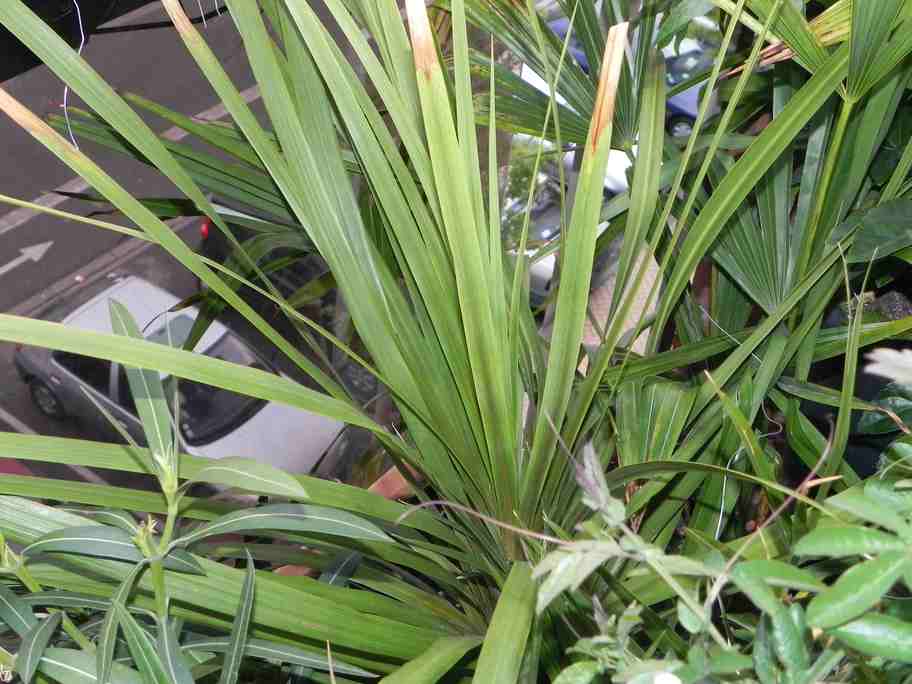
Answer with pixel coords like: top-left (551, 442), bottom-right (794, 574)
top-left (29, 380), bottom-right (66, 420)
top-left (667, 115), bottom-right (695, 138)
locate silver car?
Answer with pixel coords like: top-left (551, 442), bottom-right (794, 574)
top-left (13, 275), bottom-right (344, 474)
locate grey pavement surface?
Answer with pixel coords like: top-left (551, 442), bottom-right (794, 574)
top-left (0, 2), bottom-right (257, 451)
top-left (1, 1), bottom-right (255, 310)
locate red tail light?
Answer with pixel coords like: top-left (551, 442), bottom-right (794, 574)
top-left (200, 219), bottom-right (211, 239)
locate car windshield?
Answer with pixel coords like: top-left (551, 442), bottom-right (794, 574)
top-left (166, 333), bottom-right (266, 446)
top-left (145, 321), bottom-right (268, 446)
top-left (665, 46), bottom-right (717, 87)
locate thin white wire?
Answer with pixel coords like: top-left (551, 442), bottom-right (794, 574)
top-left (716, 449), bottom-right (744, 540)
top-left (715, 415), bottom-right (784, 541)
top-left (63, 0), bottom-right (86, 150)
top-left (700, 304), bottom-right (763, 364)
top-left (197, 0), bottom-right (207, 27)
top-left (213, 0), bottom-right (222, 16)
top-left (701, 306), bottom-right (785, 539)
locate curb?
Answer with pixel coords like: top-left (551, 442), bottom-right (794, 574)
top-left (10, 216), bottom-right (198, 318)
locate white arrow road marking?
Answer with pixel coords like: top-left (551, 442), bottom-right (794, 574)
top-left (0, 241), bottom-right (54, 278)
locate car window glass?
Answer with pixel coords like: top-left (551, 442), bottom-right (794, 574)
top-left (164, 333), bottom-right (268, 446)
top-left (53, 352), bottom-right (111, 393)
top-left (116, 366), bottom-right (137, 415)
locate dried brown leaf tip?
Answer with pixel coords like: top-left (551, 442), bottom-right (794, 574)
top-left (406, 0), bottom-right (437, 78)
top-left (589, 22), bottom-right (629, 152)
top-left (0, 88), bottom-right (73, 155)
top-left (161, 0), bottom-right (196, 38)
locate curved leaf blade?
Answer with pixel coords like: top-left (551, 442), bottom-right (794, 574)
top-left (98, 561), bottom-right (148, 684)
top-left (157, 617), bottom-right (195, 684)
top-left (16, 612), bottom-right (62, 684)
top-left (0, 583), bottom-right (37, 637)
top-left (733, 559), bottom-right (826, 593)
top-left (24, 526), bottom-right (203, 573)
top-left (793, 526), bottom-right (905, 558)
top-left (40, 648), bottom-right (144, 684)
top-left (471, 563), bottom-right (535, 684)
top-left (183, 637), bottom-right (377, 677)
top-left (188, 457), bottom-right (308, 500)
top-left (381, 635), bottom-right (480, 683)
top-left (807, 552), bottom-right (908, 629)
top-left (830, 612), bottom-right (912, 663)
top-left (113, 603), bottom-right (171, 684)
top-left (109, 300), bottom-right (173, 479)
top-left (176, 504), bottom-right (392, 546)
top-left (219, 550), bottom-right (256, 684)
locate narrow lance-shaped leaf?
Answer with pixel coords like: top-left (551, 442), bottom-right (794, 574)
top-left (523, 21), bottom-right (630, 518)
top-left (113, 603), bottom-right (171, 684)
top-left (16, 612), bottom-right (62, 684)
top-left (0, 582), bottom-right (38, 637)
top-left (732, 560), bottom-right (826, 593)
top-left (1, 498), bottom-right (444, 663)
top-left (182, 637), bottom-right (377, 677)
top-left (807, 551), bottom-right (908, 629)
top-left (98, 561), bottom-right (149, 684)
top-left (109, 301), bottom-right (174, 484)
top-left (382, 636), bottom-right (481, 683)
top-left (39, 648), bottom-right (144, 684)
top-left (793, 526), bottom-right (906, 558)
top-left (184, 457), bottom-right (308, 500)
top-left (24, 526), bottom-right (204, 574)
top-left (0, 314), bottom-right (384, 437)
top-left (472, 563), bottom-right (536, 684)
top-left (0, 432), bottom-right (452, 541)
top-left (60, 508), bottom-right (140, 534)
top-left (219, 550), bottom-right (256, 684)
top-left (829, 613), bottom-right (912, 663)
top-left (157, 617), bottom-right (195, 684)
top-left (174, 504), bottom-right (392, 547)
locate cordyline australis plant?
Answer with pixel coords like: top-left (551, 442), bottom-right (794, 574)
top-left (1, 0), bottom-right (912, 681)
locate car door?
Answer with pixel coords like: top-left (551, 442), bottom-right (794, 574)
top-left (109, 363), bottom-right (151, 446)
top-left (49, 351), bottom-right (124, 441)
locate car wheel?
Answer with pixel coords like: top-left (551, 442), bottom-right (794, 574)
top-left (29, 380), bottom-right (66, 419)
top-left (667, 115), bottom-right (695, 138)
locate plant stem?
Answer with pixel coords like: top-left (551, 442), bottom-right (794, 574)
top-left (150, 560), bottom-right (169, 617)
top-left (619, 526), bottom-right (730, 650)
top-left (150, 498), bottom-right (181, 619)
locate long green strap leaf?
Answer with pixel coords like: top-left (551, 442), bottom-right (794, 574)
top-left (652, 45), bottom-right (849, 345)
top-left (471, 563), bottom-right (535, 683)
top-left (380, 636), bottom-right (481, 683)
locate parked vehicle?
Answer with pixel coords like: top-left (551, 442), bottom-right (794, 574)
top-left (548, 19), bottom-right (718, 137)
top-left (510, 24), bottom-right (720, 304)
top-left (662, 37), bottom-right (718, 138)
top-left (13, 275), bottom-right (344, 474)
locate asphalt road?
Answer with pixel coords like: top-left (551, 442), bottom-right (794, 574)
top-left (0, 2), bottom-right (257, 453)
top-left (0, 1), bottom-right (255, 311)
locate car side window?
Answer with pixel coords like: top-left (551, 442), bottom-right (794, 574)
top-left (116, 366), bottom-right (137, 415)
top-left (52, 352), bottom-right (111, 394)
